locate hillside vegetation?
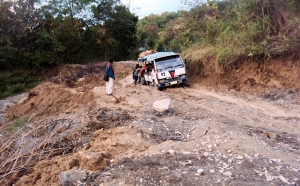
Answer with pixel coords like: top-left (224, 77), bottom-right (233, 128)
top-left (137, 0), bottom-right (300, 72)
top-left (1, 0), bottom-right (300, 98)
top-left (0, 0), bottom-right (137, 98)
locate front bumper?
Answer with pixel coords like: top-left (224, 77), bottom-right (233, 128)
top-left (158, 78), bottom-right (187, 87)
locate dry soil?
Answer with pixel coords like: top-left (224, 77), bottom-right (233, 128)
top-left (0, 59), bottom-right (299, 186)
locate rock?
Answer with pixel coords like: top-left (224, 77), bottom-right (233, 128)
top-left (197, 169), bottom-right (205, 175)
top-left (264, 168), bottom-right (273, 181)
top-left (244, 153), bottom-right (252, 159)
top-left (254, 169), bottom-right (263, 176)
top-left (59, 170), bottom-right (86, 186)
top-left (182, 151), bottom-right (191, 155)
top-left (179, 160), bottom-right (192, 166)
top-left (78, 77), bottom-right (85, 82)
top-left (223, 171), bottom-right (232, 177)
top-left (175, 131), bottom-right (182, 135)
top-left (279, 175), bottom-right (289, 184)
top-left (17, 97), bottom-right (28, 104)
top-left (223, 163), bottom-right (229, 168)
top-left (236, 156), bottom-right (243, 160)
top-left (153, 99), bottom-right (171, 112)
top-left (169, 149), bottom-right (175, 155)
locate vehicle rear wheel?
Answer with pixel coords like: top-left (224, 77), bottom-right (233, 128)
top-left (153, 80), bottom-right (157, 87)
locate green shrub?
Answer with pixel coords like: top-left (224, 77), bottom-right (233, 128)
top-left (175, 0), bottom-right (300, 70)
top-left (0, 71), bottom-right (39, 99)
top-left (216, 47), bottom-right (234, 65)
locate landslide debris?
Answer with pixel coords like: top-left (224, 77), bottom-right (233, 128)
top-left (0, 60), bottom-right (299, 186)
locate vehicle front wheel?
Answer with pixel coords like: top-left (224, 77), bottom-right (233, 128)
top-left (153, 80), bottom-right (162, 91)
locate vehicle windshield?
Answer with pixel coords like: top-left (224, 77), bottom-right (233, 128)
top-left (155, 55), bottom-right (184, 72)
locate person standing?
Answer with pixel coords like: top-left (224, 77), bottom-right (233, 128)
top-left (106, 58), bottom-right (115, 95)
top-left (139, 63), bottom-right (147, 85)
top-left (133, 64), bottom-right (140, 85)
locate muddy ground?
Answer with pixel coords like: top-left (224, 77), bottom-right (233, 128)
top-left (0, 59), bottom-right (299, 186)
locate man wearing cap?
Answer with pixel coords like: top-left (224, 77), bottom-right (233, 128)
top-left (106, 58), bottom-right (115, 95)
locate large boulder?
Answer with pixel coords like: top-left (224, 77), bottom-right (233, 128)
top-left (153, 99), bottom-right (171, 112)
top-left (59, 170), bottom-right (86, 186)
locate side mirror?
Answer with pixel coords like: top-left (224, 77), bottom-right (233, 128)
top-left (184, 59), bottom-right (188, 64)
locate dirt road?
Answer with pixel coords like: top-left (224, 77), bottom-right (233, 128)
top-left (88, 78), bottom-right (300, 185)
top-left (1, 62), bottom-right (299, 185)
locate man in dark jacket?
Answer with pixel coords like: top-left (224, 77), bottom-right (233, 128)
top-left (106, 58), bottom-right (115, 95)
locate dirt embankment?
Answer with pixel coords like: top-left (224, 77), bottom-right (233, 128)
top-left (0, 58), bottom-right (299, 186)
top-left (187, 53), bottom-right (300, 94)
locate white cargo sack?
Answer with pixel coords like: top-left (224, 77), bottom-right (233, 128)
top-left (153, 99), bottom-right (170, 112)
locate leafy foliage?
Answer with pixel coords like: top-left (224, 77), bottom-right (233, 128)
top-left (0, 0), bottom-right (137, 72)
top-left (92, 1), bottom-right (137, 60)
top-left (137, 0), bottom-right (300, 69)
top-left (0, 71), bottom-right (38, 99)
top-left (0, 0), bottom-right (138, 98)
top-left (136, 12), bottom-right (182, 52)
top-left (109, 5), bottom-right (138, 60)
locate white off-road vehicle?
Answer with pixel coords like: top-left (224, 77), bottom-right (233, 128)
top-left (138, 52), bottom-right (187, 90)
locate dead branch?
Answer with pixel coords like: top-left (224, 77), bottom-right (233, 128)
top-left (0, 118), bottom-right (68, 154)
top-left (251, 14), bottom-right (277, 31)
top-left (0, 118), bottom-right (74, 184)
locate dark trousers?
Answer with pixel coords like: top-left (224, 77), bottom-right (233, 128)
top-left (134, 75), bottom-right (139, 84)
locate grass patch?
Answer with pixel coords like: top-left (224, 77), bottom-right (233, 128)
top-left (5, 117), bottom-right (27, 134)
top-left (0, 70), bottom-right (40, 99)
top-left (13, 117), bottom-right (27, 128)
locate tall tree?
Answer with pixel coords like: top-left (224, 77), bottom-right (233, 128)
top-left (0, 1), bottom-right (16, 70)
top-left (109, 5), bottom-right (138, 60)
top-left (40, 0), bottom-right (95, 63)
top-left (0, 0), bottom-right (41, 70)
top-left (92, 0), bottom-right (120, 60)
